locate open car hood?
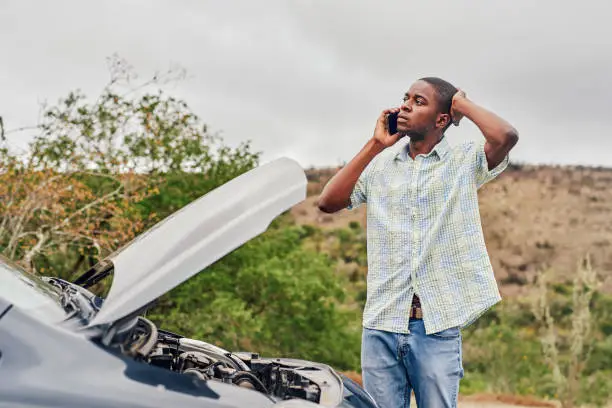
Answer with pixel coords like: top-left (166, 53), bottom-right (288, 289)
top-left (86, 158), bottom-right (307, 328)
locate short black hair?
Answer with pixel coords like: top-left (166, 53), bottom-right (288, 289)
top-left (419, 77), bottom-right (458, 115)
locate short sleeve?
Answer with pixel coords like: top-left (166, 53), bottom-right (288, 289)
top-left (474, 140), bottom-right (509, 188)
top-left (347, 161), bottom-right (375, 210)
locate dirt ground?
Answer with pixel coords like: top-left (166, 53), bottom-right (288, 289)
top-left (341, 371), bottom-right (559, 408)
top-left (458, 395), bottom-right (557, 408)
top-left (459, 402), bottom-right (549, 408)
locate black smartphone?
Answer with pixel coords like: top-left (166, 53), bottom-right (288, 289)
top-left (387, 111), bottom-right (399, 135)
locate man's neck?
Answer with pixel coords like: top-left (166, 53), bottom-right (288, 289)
top-left (408, 133), bottom-right (443, 160)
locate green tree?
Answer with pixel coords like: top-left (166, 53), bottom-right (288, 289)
top-left (0, 55), bottom-right (258, 280)
top-left (147, 223), bottom-right (361, 371)
top-left (1, 55), bottom-right (363, 375)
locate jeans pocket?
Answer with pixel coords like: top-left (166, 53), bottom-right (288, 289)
top-left (429, 326), bottom-right (461, 339)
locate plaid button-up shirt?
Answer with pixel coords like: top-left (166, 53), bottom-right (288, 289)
top-left (349, 136), bottom-right (508, 335)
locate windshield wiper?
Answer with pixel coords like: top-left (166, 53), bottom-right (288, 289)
top-left (43, 278), bottom-right (101, 324)
top-left (72, 260), bottom-right (114, 289)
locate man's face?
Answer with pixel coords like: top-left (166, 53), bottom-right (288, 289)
top-left (396, 80), bottom-right (447, 140)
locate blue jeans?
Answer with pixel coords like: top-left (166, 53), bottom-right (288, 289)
top-left (361, 319), bottom-right (464, 408)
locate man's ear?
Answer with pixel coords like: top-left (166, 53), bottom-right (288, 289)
top-left (436, 113), bottom-right (451, 129)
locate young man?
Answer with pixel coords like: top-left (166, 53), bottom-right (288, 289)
top-left (318, 77), bottom-right (519, 408)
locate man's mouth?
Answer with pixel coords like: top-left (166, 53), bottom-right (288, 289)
top-left (397, 116), bottom-right (410, 129)
top-left (397, 113), bottom-right (410, 122)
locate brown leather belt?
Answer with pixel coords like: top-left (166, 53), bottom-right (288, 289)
top-left (410, 295), bottom-right (423, 319)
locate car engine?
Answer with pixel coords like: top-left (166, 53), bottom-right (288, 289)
top-left (40, 277), bottom-right (375, 407)
top-left (122, 317), bottom-right (344, 406)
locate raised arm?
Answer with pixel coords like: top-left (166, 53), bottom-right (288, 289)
top-left (450, 91), bottom-right (519, 170)
top-left (318, 108), bottom-right (400, 213)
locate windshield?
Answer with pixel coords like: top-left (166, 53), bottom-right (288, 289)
top-left (0, 256), bottom-right (69, 324)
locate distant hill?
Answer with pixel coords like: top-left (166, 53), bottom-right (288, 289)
top-left (291, 164), bottom-right (612, 297)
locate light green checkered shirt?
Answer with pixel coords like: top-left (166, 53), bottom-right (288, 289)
top-left (349, 136), bottom-right (508, 335)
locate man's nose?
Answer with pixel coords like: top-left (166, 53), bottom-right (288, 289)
top-left (401, 102), bottom-right (412, 112)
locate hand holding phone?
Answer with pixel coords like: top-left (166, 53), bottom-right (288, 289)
top-left (373, 108), bottom-right (401, 148)
top-left (387, 111), bottom-right (399, 135)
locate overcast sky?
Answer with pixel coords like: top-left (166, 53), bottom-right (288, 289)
top-left (1, 0), bottom-right (610, 168)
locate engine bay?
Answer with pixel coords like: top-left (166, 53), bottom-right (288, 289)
top-left (42, 277), bottom-right (347, 406)
top-left (121, 317), bottom-right (344, 406)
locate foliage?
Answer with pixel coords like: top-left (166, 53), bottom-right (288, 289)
top-left (532, 255), bottom-right (600, 408)
top-left (461, 307), bottom-right (556, 396)
top-left (0, 55), bottom-right (258, 280)
top-left (305, 223), bottom-right (612, 406)
top-left (448, 288), bottom-right (611, 407)
top-left (147, 222), bottom-right (362, 371)
top-left (1, 56), bottom-right (358, 373)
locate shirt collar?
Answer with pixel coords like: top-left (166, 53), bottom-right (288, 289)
top-left (395, 135), bottom-right (450, 162)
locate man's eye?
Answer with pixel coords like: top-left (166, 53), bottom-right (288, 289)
top-left (416, 99), bottom-right (424, 105)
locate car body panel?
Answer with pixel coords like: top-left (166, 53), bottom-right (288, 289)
top-left (0, 300), bottom-right (275, 408)
top-left (88, 158), bottom-right (307, 327)
top-left (0, 257), bottom-right (67, 324)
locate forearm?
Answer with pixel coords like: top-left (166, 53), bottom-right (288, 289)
top-left (454, 98), bottom-right (518, 147)
top-left (318, 138), bottom-right (385, 213)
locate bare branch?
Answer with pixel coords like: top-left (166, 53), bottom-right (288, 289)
top-left (53, 231), bottom-right (103, 254)
top-left (52, 185), bottom-right (124, 232)
top-left (3, 125), bottom-right (41, 136)
top-left (22, 230), bottom-right (47, 268)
